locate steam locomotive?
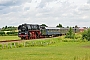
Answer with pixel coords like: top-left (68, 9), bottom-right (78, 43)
top-left (18, 23), bottom-right (80, 40)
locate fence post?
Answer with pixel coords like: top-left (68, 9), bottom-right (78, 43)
top-left (6, 43), bottom-right (8, 48)
top-left (24, 42), bottom-right (26, 47)
top-left (2, 43), bottom-right (4, 49)
top-left (10, 43), bottom-right (12, 48)
top-left (14, 43), bottom-right (16, 48)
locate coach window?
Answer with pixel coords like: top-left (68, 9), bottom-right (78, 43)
top-left (56, 29), bottom-right (57, 32)
top-left (57, 29), bottom-right (59, 32)
top-left (49, 29), bottom-right (51, 32)
top-left (50, 29), bottom-right (52, 32)
top-left (47, 29), bottom-right (49, 32)
top-left (53, 29), bottom-right (54, 32)
top-left (51, 29), bottom-right (52, 32)
top-left (54, 29), bottom-right (56, 32)
top-left (52, 29), bottom-right (54, 32)
top-left (51, 29), bottom-right (53, 32)
top-left (62, 29), bottom-right (64, 33)
top-left (55, 29), bottom-right (56, 32)
top-left (48, 29), bottom-right (50, 32)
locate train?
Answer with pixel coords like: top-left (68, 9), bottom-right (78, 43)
top-left (18, 23), bottom-right (80, 40)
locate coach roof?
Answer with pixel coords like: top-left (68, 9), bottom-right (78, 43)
top-left (45, 27), bottom-right (60, 29)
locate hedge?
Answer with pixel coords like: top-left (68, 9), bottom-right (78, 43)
top-left (0, 31), bottom-right (5, 36)
top-left (0, 31), bottom-right (18, 36)
top-left (7, 32), bottom-right (18, 36)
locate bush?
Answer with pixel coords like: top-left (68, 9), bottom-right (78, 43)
top-left (0, 31), bottom-right (5, 36)
top-left (7, 32), bottom-right (18, 36)
top-left (0, 44), bottom-right (2, 49)
top-left (82, 29), bottom-right (90, 41)
top-left (65, 27), bottom-right (75, 39)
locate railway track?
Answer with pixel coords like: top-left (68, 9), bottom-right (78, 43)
top-left (0, 38), bottom-right (45, 43)
top-left (0, 40), bottom-right (22, 43)
top-left (0, 37), bottom-right (59, 43)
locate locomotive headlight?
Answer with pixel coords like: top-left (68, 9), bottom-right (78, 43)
top-left (25, 33), bottom-right (27, 34)
top-left (19, 33), bottom-right (21, 34)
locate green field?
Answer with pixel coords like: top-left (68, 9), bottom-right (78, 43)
top-left (0, 40), bottom-right (90, 60)
top-left (0, 36), bottom-right (20, 41)
top-left (0, 35), bottom-right (90, 60)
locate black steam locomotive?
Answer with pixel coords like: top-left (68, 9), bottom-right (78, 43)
top-left (18, 23), bottom-right (80, 39)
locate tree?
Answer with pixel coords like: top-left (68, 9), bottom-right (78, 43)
top-left (65, 27), bottom-right (75, 39)
top-left (82, 30), bottom-right (87, 40)
top-left (0, 31), bottom-right (5, 36)
top-left (82, 29), bottom-right (90, 41)
top-left (67, 26), bottom-right (69, 28)
top-left (1, 26), bottom-right (17, 31)
top-left (5, 26), bottom-right (8, 29)
top-left (40, 24), bottom-right (48, 27)
top-left (75, 25), bottom-right (78, 28)
top-left (56, 24), bottom-right (62, 28)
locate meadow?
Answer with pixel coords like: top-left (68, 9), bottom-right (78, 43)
top-left (0, 36), bottom-right (20, 41)
top-left (0, 36), bottom-right (90, 60)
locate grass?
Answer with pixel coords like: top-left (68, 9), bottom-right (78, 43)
top-left (0, 34), bottom-right (90, 60)
top-left (0, 36), bottom-right (20, 41)
top-left (0, 40), bottom-right (90, 60)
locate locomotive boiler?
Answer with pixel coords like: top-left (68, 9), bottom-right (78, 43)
top-left (18, 24), bottom-right (41, 39)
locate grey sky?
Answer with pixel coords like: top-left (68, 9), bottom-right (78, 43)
top-left (0, 0), bottom-right (90, 27)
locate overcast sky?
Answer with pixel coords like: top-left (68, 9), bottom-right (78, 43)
top-left (0, 0), bottom-right (90, 28)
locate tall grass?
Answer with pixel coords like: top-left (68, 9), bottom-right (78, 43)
top-left (0, 35), bottom-right (88, 50)
top-left (74, 55), bottom-right (90, 60)
top-left (0, 41), bottom-right (90, 60)
top-left (0, 37), bottom-right (60, 49)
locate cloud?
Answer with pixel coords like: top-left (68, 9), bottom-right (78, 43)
top-left (87, 0), bottom-right (90, 4)
top-left (0, 0), bottom-right (23, 7)
top-left (38, 0), bottom-right (56, 8)
top-left (79, 4), bottom-right (90, 11)
top-left (0, 0), bottom-right (90, 28)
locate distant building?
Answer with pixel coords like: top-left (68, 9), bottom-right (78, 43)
top-left (79, 27), bottom-right (85, 32)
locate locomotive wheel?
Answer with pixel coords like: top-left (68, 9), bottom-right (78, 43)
top-left (21, 37), bottom-right (24, 40)
top-left (21, 37), bottom-right (25, 40)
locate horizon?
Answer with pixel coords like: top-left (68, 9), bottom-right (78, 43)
top-left (0, 23), bottom-right (89, 28)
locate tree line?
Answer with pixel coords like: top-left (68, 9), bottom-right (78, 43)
top-left (0, 26), bottom-right (18, 36)
top-left (0, 31), bottom-right (18, 36)
top-left (41, 24), bottom-right (79, 28)
top-left (1, 26), bottom-right (17, 31)
top-left (0, 24), bottom-right (90, 41)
